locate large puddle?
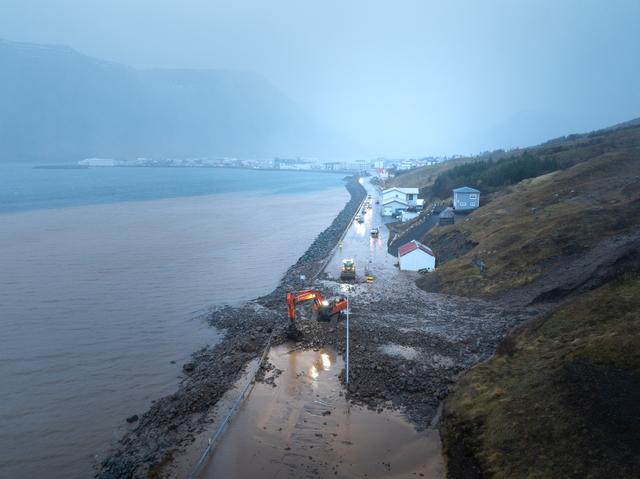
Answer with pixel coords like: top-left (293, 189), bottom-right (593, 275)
top-left (200, 344), bottom-right (444, 478)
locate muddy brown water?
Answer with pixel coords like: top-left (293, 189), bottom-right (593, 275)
top-left (200, 344), bottom-right (444, 479)
top-left (0, 187), bottom-right (349, 478)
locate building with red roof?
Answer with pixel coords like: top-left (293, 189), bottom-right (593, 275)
top-left (398, 240), bottom-right (436, 271)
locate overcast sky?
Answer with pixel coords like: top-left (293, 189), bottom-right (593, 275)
top-left (2, 0), bottom-right (639, 157)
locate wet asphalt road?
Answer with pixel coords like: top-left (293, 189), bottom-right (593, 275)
top-left (324, 179), bottom-right (400, 285)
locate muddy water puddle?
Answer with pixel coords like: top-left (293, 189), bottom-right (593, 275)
top-left (201, 344), bottom-right (444, 478)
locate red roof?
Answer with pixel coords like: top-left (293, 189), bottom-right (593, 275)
top-left (398, 240), bottom-right (434, 257)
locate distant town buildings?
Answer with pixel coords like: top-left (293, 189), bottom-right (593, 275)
top-left (372, 156), bottom-right (451, 174)
top-left (78, 158), bottom-right (117, 167)
top-left (453, 186), bottom-right (481, 212)
top-left (272, 157), bottom-right (368, 173)
top-left (77, 154), bottom-right (455, 175)
top-left (76, 156), bottom-right (363, 171)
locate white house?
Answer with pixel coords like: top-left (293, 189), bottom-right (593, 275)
top-left (398, 240), bottom-right (436, 271)
top-left (382, 187), bottom-right (419, 206)
top-left (382, 200), bottom-right (407, 216)
top-left (381, 187), bottom-right (419, 216)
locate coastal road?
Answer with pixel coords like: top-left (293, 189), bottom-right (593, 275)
top-left (323, 178), bottom-right (400, 285)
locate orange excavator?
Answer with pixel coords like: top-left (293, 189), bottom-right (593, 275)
top-left (286, 289), bottom-right (348, 323)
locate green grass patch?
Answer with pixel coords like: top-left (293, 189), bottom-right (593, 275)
top-left (431, 152), bottom-right (559, 200)
top-left (441, 279), bottom-right (640, 478)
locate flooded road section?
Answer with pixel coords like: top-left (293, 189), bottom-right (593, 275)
top-left (201, 344), bottom-right (444, 479)
top-left (324, 180), bottom-right (399, 285)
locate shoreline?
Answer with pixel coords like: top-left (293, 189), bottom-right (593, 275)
top-left (31, 163), bottom-right (363, 176)
top-left (96, 176), bottom-right (367, 478)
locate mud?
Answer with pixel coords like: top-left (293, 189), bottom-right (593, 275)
top-left (288, 277), bottom-right (537, 429)
top-left (201, 345), bottom-right (445, 479)
top-left (503, 229), bottom-right (640, 306)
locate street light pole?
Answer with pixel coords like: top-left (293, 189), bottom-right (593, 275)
top-left (345, 289), bottom-right (350, 386)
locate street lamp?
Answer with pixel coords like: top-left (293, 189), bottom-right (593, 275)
top-left (345, 286), bottom-right (353, 386)
top-left (339, 283), bottom-right (353, 387)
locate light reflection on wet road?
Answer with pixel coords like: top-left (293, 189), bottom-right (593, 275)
top-left (201, 345), bottom-right (444, 479)
top-left (325, 179), bottom-right (400, 284)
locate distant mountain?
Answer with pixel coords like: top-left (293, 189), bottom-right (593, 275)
top-left (0, 38), bottom-right (360, 162)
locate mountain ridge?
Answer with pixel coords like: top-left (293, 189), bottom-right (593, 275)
top-left (0, 38), bottom-right (360, 162)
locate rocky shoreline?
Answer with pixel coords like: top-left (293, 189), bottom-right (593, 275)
top-left (96, 177), bottom-right (367, 478)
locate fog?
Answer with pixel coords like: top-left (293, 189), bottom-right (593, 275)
top-left (2, 0), bottom-right (639, 156)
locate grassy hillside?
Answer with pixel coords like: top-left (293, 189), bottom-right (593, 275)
top-left (417, 124), bottom-right (640, 298)
top-left (441, 277), bottom-right (640, 479)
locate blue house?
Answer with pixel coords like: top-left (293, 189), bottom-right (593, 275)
top-left (453, 186), bottom-right (480, 211)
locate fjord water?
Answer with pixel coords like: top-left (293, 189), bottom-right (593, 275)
top-left (0, 164), bottom-right (349, 478)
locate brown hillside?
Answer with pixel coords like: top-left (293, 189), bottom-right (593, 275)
top-left (416, 125), bottom-right (640, 299)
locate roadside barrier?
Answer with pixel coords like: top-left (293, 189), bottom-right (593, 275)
top-left (187, 331), bottom-right (274, 479)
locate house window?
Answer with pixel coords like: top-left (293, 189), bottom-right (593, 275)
top-left (459, 201), bottom-right (467, 206)
top-left (469, 193), bottom-right (478, 199)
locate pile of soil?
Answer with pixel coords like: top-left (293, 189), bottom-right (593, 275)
top-left (289, 278), bottom-right (537, 429)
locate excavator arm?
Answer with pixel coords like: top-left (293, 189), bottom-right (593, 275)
top-left (287, 289), bottom-right (346, 322)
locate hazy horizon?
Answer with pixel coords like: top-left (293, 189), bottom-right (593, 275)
top-left (2, 0), bottom-right (639, 157)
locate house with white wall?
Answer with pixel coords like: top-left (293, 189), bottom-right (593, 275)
top-left (381, 187), bottom-right (420, 216)
top-left (398, 240), bottom-right (436, 271)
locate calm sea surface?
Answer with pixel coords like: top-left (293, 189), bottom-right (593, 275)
top-left (0, 164), bottom-right (349, 478)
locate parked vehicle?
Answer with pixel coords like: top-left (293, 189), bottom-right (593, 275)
top-left (370, 227), bottom-right (379, 237)
top-left (356, 214), bottom-right (365, 223)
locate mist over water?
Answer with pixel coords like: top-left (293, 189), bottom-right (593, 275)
top-left (2, 1), bottom-right (639, 157)
top-left (0, 167), bottom-right (349, 478)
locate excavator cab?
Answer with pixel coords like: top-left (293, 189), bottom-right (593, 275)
top-left (340, 258), bottom-right (356, 281)
top-left (287, 289), bottom-right (348, 323)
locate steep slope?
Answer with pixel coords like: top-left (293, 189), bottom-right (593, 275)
top-left (416, 124), bottom-right (640, 300)
top-left (0, 38), bottom-right (358, 162)
top-left (441, 277), bottom-right (640, 479)
top-left (390, 119), bottom-right (640, 195)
